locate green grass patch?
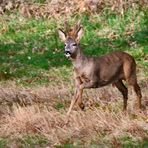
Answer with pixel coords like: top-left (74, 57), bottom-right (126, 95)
top-left (119, 136), bottom-right (148, 148)
top-left (0, 138), bottom-right (8, 148)
top-left (55, 102), bottom-right (65, 110)
top-left (0, 9), bottom-right (147, 86)
top-left (20, 134), bottom-right (49, 148)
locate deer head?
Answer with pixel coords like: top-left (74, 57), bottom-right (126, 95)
top-left (58, 22), bottom-right (84, 59)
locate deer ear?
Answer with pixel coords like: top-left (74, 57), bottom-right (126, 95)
top-left (76, 27), bottom-right (83, 42)
top-left (58, 29), bottom-right (66, 42)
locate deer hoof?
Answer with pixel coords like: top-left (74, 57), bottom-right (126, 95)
top-left (79, 103), bottom-right (85, 110)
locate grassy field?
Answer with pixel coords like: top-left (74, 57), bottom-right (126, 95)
top-left (0, 2), bottom-right (148, 147)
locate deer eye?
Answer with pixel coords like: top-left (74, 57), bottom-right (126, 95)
top-left (72, 43), bottom-right (77, 46)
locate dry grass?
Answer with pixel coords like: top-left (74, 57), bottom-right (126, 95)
top-left (0, 0), bottom-right (147, 19)
top-left (0, 74), bottom-right (147, 147)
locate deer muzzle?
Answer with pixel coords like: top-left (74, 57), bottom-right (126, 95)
top-left (65, 50), bottom-right (71, 58)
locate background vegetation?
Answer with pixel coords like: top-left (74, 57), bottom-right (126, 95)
top-left (0, 0), bottom-right (148, 147)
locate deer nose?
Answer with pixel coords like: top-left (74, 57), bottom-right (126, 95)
top-left (65, 50), bottom-right (71, 54)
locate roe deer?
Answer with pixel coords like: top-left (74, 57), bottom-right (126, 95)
top-left (58, 22), bottom-right (142, 116)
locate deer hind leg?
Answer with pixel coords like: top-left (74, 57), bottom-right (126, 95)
top-left (114, 80), bottom-right (128, 111)
top-left (133, 82), bottom-right (142, 109)
top-left (127, 76), bottom-right (142, 109)
top-left (123, 60), bottom-right (142, 110)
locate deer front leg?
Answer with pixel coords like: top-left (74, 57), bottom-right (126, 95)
top-left (67, 80), bottom-right (97, 116)
top-left (67, 88), bottom-right (77, 116)
top-left (76, 88), bottom-right (84, 110)
top-left (67, 76), bottom-right (83, 116)
top-left (77, 80), bottom-right (98, 109)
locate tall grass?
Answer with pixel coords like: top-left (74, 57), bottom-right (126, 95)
top-left (0, 79), bottom-right (148, 147)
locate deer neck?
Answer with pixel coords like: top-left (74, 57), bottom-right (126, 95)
top-left (71, 47), bottom-right (87, 69)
